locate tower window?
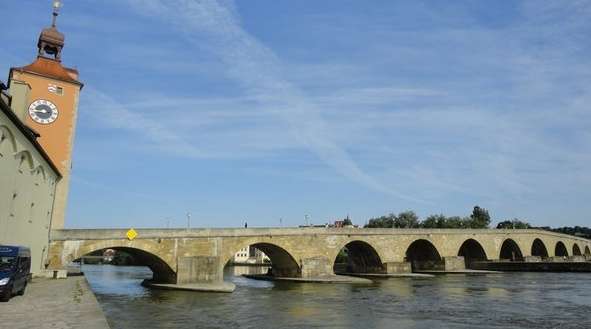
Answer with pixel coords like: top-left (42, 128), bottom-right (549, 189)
top-left (48, 84), bottom-right (64, 95)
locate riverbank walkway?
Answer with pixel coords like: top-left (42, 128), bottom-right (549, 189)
top-left (0, 276), bottom-right (110, 329)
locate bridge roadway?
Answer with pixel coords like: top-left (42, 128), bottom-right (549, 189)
top-left (48, 228), bottom-right (591, 292)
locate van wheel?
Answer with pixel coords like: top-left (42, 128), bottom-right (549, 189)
top-left (0, 286), bottom-right (11, 302)
top-left (17, 282), bottom-right (26, 296)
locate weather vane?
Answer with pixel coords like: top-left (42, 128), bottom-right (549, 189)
top-left (52, 0), bottom-right (63, 27)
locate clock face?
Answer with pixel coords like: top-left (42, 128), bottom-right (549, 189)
top-left (28, 99), bottom-right (59, 124)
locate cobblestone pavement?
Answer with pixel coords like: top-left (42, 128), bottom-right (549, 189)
top-left (0, 276), bottom-right (110, 329)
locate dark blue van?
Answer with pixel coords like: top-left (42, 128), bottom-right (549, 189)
top-left (0, 246), bottom-right (31, 302)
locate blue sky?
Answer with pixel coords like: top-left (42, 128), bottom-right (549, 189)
top-left (1, 1), bottom-right (590, 228)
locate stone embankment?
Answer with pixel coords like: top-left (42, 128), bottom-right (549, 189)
top-left (0, 276), bottom-right (110, 329)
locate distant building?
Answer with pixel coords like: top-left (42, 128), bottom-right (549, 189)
top-left (232, 246), bottom-right (270, 264)
top-left (299, 217), bottom-right (357, 229)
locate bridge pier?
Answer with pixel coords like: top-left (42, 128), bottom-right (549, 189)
top-left (145, 256), bottom-right (235, 292)
top-left (301, 257), bottom-right (333, 278)
top-left (402, 257), bottom-right (467, 273)
top-left (443, 256), bottom-right (466, 271)
top-left (525, 256), bottom-right (543, 262)
top-left (176, 256), bottom-right (223, 284)
top-left (383, 261), bottom-right (412, 274)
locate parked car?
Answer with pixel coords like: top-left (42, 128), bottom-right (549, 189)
top-left (0, 246), bottom-right (31, 302)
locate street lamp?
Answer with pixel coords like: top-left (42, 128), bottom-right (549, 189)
top-left (305, 214), bottom-right (310, 227)
top-left (186, 212), bottom-right (191, 230)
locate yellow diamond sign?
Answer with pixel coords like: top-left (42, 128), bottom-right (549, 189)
top-left (126, 228), bottom-right (138, 241)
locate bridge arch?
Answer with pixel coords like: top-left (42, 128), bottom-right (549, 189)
top-left (585, 246), bottom-right (591, 256)
top-left (500, 239), bottom-right (523, 261)
top-left (555, 241), bottom-right (568, 257)
top-left (332, 240), bottom-right (384, 274)
top-left (458, 239), bottom-right (487, 268)
top-left (405, 239), bottom-right (442, 271)
top-left (78, 246), bottom-right (176, 284)
top-left (531, 238), bottom-right (549, 258)
top-left (224, 241), bottom-right (301, 278)
top-left (572, 244), bottom-right (582, 256)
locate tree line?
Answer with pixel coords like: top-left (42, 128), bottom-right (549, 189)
top-left (363, 206), bottom-right (591, 239)
top-left (364, 206), bottom-right (491, 229)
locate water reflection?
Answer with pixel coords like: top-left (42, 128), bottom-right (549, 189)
top-left (83, 265), bottom-right (591, 329)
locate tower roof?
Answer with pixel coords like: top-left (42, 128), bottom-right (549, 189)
top-left (37, 0), bottom-right (66, 61)
top-left (11, 57), bottom-right (82, 86)
top-left (12, 0), bottom-right (83, 87)
top-left (38, 26), bottom-right (65, 50)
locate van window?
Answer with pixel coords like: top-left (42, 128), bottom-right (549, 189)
top-left (18, 257), bottom-right (30, 272)
top-left (0, 256), bottom-right (16, 270)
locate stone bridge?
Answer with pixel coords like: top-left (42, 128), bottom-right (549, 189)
top-left (48, 228), bottom-right (591, 289)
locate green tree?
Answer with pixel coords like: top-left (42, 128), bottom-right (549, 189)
top-left (497, 219), bottom-right (531, 229)
top-left (365, 213), bottom-right (395, 228)
top-left (469, 206), bottom-right (491, 228)
top-left (394, 211), bottom-right (420, 228)
top-left (422, 214), bottom-right (450, 228)
top-left (446, 216), bottom-right (467, 228)
top-left (496, 220), bottom-right (513, 229)
top-left (422, 214), bottom-right (441, 228)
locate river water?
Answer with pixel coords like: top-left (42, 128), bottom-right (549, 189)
top-left (82, 265), bottom-right (591, 329)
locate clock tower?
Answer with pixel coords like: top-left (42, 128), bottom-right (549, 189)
top-left (7, 0), bottom-right (83, 229)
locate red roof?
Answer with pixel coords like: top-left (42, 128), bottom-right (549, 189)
top-left (12, 57), bottom-right (82, 86)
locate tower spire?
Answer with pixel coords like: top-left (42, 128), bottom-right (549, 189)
top-left (37, 0), bottom-right (65, 61)
top-left (52, 0), bottom-right (63, 27)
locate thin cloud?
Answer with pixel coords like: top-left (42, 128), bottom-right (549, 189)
top-left (119, 0), bottom-right (426, 203)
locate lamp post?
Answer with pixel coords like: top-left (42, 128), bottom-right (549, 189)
top-left (186, 212), bottom-right (191, 230)
top-left (305, 214), bottom-right (310, 227)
